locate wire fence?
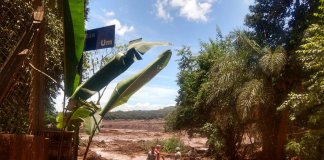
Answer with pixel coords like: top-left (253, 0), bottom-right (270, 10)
top-left (0, 0), bottom-right (34, 133)
top-left (0, 0), bottom-right (33, 65)
top-left (0, 1), bottom-right (74, 159)
top-left (0, 0), bottom-right (64, 134)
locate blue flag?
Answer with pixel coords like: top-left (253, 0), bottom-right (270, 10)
top-left (84, 25), bottom-right (115, 51)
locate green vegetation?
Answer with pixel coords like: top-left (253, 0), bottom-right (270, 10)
top-left (81, 45), bottom-right (127, 104)
top-left (55, 0), bottom-right (172, 134)
top-left (1, 0), bottom-right (322, 159)
top-left (166, 1), bottom-right (323, 160)
top-left (281, 1), bottom-right (324, 159)
top-left (104, 106), bottom-right (175, 120)
top-left (44, 1), bottom-right (173, 159)
top-left (0, 0), bottom-right (64, 133)
top-left (43, 0), bottom-right (64, 126)
top-left (63, 0), bottom-right (85, 97)
top-left (140, 136), bottom-right (187, 153)
top-left (0, 0), bottom-right (33, 133)
top-left (162, 136), bottom-right (187, 153)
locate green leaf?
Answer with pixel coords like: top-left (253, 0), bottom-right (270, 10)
top-left (63, 0), bottom-right (85, 96)
top-left (100, 50), bottom-right (172, 116)
top-left (70, 107), bottom-right (92, 121)
top-left (83, 112), bottom-right (101, 135)
top-left (56, 112), bottom-right (65, 129)
top-left (70, 41), bottom-right (170, 101)
top-left (259, 46), bottom-right (287, 76)
top-left (128, 41), bottom-right (171, 54)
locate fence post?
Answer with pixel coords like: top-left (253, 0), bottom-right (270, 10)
top-left (29, 0), bottom-right (45, 135)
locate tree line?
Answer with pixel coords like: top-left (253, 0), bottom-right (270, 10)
top-left (165, 0), bottom-right (323, 160)
top-left (104, 106), bottom-right (175, 120)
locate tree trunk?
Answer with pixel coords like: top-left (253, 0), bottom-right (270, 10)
top-left (275, 109), bottom-right (288, 160)
top-left (260, 106), bottom-right (277, 160)
top-left (260, 107), bottom-right (288, 160)
top-left (224, 129), bottom-right (238, 160)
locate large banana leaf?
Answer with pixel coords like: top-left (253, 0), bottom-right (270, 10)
top-left (70, 107), bottom-right (92, 120)
top-left (128, 41), bottom-right (171, 54)
top-left (100, 50), bottom-right (172, 116)
top-left (63, 0), bottom-right (85, 96)
top-left (57, 101), bottom-right (100, 129)
top-left (70, 41), bottom-right (170, 101)
top-left (83, 112), bottom-right (101, 134)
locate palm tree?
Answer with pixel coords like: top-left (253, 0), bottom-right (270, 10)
top-left (211, 32), bottom-right (289, 159)
top-left (259, 46), bottom-right (287, 77)
top-left (175, 31), bottom-right (289, 160)
top-left (236, 41), bottom-right (287, 159)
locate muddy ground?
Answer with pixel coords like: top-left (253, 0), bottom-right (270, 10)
top-left (78, 119), bottom-right (208, 160)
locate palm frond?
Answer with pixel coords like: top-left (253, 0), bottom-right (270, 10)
top-left (206, 57), bottom-right (246, 105)
top-left (237, 79), bottom-right (267, 119)
top-left (259, 46), bottom-right (287, 76)
top-left (235, 31), bottom-right (262, 54)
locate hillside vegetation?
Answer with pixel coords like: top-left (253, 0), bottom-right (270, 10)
top-left (166, 1), bottom-right (323, 159)
top-left (103, 106), bottom-right (175, 120)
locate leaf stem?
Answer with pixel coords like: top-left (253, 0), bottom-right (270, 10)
top-left (83, 117), bottom-right (103, 160)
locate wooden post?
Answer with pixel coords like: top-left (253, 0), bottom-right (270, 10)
top-left (29, 0), bottom-right (45, 135)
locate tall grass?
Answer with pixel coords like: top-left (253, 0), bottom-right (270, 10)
top-left (140, 136), bottom-right (188, 153)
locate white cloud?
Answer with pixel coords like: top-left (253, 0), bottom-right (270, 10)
top-left (156, 74), bottom-right (177, 81)
top-left (100, 8), bottom-right (115, 17)
top-left (154, 0), bottom-right (216, 22)
top-left (128, 85), bottom-right (177, 104)
top-left (55, 83), bottom-right (177, 112)
top-left (171, 0), bottom-right (212, 21)
top-left (89, 9), bottom-right (134, 36)
top-left (105, 11), bottom-right (115, 17)
top-left (242, 0), bottom-right (253, 5)
top-left (98, 84), bottom-right (177, 111)
top-left (111, 103), bottom-right (174, 111)
top-left (103, 18), bottom-right (134, 36)
top-left (155, 0), bottom-right (173, 21)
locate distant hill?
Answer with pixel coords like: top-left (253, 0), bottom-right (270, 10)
top-left (103, 106), bottom-right (175, 120)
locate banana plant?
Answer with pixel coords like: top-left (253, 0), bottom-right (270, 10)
top-left (69, 41), bottom-right (171, 101)
top-left (57, 40), bottom-right (171, 128)
top-left (80, 50), bottom-right (171, 159)
top-left (58, 1), bottom-right (172, 159)
top-left (80, 49), bottom-right (172, 134)
top-left (59, 0), bottom-right (171, 127)
top-left (57, 45), bottom-right (172, 160)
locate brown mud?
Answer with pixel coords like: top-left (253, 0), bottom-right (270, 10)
top-left (78, 119), bottom-right (208, 160)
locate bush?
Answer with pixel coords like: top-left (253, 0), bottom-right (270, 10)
top-left (164, 110), bottom-right (177, 132)
top-left (140, 136), bottom-right (187, 153)
top-left (162, 136), bottom-right (186, 153)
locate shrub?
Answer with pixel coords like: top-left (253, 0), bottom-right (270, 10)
top-left (140, 136), bottom-right (187, 153)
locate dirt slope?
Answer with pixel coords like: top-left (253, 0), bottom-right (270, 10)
top-left (79, 119), bottom-right (208, 160)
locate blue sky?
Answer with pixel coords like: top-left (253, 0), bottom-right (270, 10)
top-left (55, 0), bottom-right (253, 112)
